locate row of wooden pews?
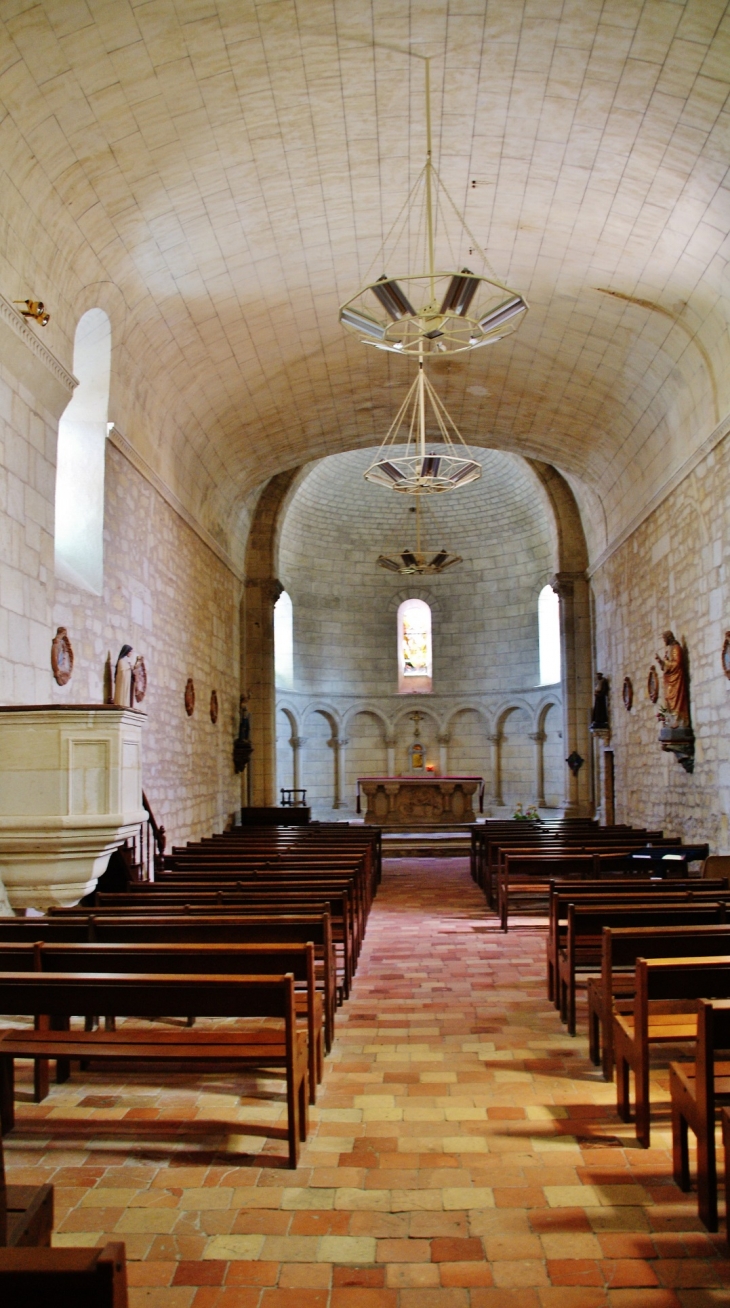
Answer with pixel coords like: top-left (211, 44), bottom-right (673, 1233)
top-left (471, 817), bottom-right (709, 930)
top-left (535, 848), bottom-right (730, 1234)
top-left (0, 815), bottom-right (380, 1294)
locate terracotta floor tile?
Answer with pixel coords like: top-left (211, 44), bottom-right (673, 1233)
top-left (7, 857), bottom-right (725, 1302)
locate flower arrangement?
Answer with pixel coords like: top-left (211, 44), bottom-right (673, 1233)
top-left (513, 803), bottom-right (541, 822)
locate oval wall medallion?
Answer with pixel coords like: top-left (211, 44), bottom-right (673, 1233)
top-left (133, 655), bottom-right (147, 702)
top-left (722, 632), bottom-right (730, 681)
top-left (622, 676), bottom-right (633, 711)
top-left (210, 689), bottom-right (219, 724)
top-left (51, 627), bottom-right (73, 685)
top-left (184, 677), bottom-right (195, 716)
top-left (647, 665), bottom-right (659, 704)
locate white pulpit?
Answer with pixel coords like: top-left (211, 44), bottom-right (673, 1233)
top-left (0, 705), bottom-right (146, 911)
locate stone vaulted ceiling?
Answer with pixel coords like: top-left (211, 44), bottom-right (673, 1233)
top-left (1, 0), bottom-right (728, 564)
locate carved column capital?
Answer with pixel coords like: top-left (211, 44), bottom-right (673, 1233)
top-left (289, 735), bottom-right (305, 749)
top-left (245, 577), bottom-right (284, 606)
top-left (437, 732), bottom-right (450, 745)
top-left (550, 570), bottom-right (585, 600)
top-left (529, 731), bottom-right (546, 744)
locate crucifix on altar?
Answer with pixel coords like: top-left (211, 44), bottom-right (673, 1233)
top-left (408, 711), bottom-right (425, 773)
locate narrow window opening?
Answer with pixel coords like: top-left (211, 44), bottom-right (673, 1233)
top-left (54, 308), bottom-right (111, 593)
top-left (274, 590), bottom-right (294, 689)
top-left (397, 597), bottom-right (432, 694)
top-left (538, 584), bottom-right (561, 685)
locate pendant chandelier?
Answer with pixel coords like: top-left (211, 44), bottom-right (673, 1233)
top-left (377, 493), bottom-right (462, 575)
top-left (341, 57), bottom-right (528, 496)
top-left (339, 61), bottom-right (528, 360)
top-left (364, 356), bottom-right (480, 493)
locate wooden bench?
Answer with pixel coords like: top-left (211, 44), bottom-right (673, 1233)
top-left (614, 956), bottom-right (730, 1148)
top-left (0, 941), bottom-right (322, 1108)
top-left (558, 901), bottom-right (727, 1036)
top-left (0, 972), bottom-right (308, 1167)
top-left (588, 924), bottom-right (730, 1079)
top-left (670, 998), bottom-right (730, 1231)
top-left (0, 1132), bottom-right (53, 1248)
top-left (547, 879), bottom-right (730, 1004)
top-left (58, 890), bottom-right (355, 997)
top-left (8, 913), bottom-right (337, 1050)
top-left (722, 1106), bottom-right (730, 1245)
top-left (0, 1241), bottom-right (127, 1306)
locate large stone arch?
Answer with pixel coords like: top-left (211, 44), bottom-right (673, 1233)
top-left (244, 455), bottom-right (591, 814)
top-left (527, 460), bottom-right (592, 817)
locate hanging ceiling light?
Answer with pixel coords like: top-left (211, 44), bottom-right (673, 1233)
top-left (377, 493), bottom-right (462, 574)
top-left (364, 355), bottom-right (481, 493)
top-left (339, 60), bottom-right (528, 358)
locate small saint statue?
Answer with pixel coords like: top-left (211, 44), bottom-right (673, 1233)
top-left (234, 694), bottom-right (253, 773)
top-left (113, 645), bottom-right (135, 707)
top-left (590, 671), bottom-right (610, 732)
top-left (656, 630), bottom-right (690, 727)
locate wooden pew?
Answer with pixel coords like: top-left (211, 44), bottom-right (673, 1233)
top-left (0, 1241), bottom-right (127, 1306)
top-left (670, 998), bottom-right (730, 1231)
top-left (0, 1132), bottom-right (53, 1248)
top-left (613, 956), bottom-right (730, 1149)
top-left (558, 901), bottom-right (728, 1036)
top-left (547, 879), bottom-right (730, 1004)
top-left (61, 890), bottom-right (355, 997)
top-left (0, 972), bottom-right (308, 1167)
top-left (722, 1106), bottom-right (730, 1245)
top-left (589, 923), bottom-right (730, 1079)
top-left (0, 941), bottom-right (322, 1108)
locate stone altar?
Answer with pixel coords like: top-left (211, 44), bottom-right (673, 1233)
top-left (0, 705), bottom-right (147, 910)
top-left (358, 775), bottom-right (483, 826)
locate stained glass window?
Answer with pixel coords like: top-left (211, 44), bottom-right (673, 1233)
top-left (397, 598), bottom-right (432, 693)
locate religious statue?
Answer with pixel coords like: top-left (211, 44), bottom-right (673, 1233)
top-left (590, 672), bottom-right (610, 733)
top-left (234, 693), bottom-right (253, 774)
top-left (655, 630), bottom-right (690, 727)
top-left (113, 645), bottom-right (135, 707)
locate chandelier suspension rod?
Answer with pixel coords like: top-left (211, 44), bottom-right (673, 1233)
top-left (424, 57), bottom-right (436, 301)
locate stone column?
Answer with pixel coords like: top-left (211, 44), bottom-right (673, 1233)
top-left (437, 732), bottom-right (450, 775)
top-left (330, 736), bottom-right (349, 810)
top-left (551, 571), bottom-right (593, 817)
top-left (385, 733), bottom-right (396, 777)
top-left (489, 733), bottom-right (503, 807)
top-left (529, 730), bottom-right (546, 808)
top-left (290, 735), bottom-right (304, 794)
top-left (243, 577), bottom-right (282, 806)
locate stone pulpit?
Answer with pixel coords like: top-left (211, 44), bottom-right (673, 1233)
top-left (0, 705), bottom-right (147, 911)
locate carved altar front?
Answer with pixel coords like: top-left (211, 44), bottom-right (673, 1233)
top-left (359, 775), bottom-right (482, 826)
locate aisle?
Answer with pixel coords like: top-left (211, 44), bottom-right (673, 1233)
top-left (5, 857), bottom-right (729, 1305)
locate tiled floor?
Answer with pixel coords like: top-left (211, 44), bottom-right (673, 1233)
top-left (5, 857), bottom-right (730, 1306)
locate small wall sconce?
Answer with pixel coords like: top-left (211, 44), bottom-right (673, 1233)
top-left (14, 299), bottom-right (50, 326)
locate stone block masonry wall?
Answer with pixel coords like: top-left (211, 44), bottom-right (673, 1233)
top-left (0, 360), bottom-right (57, 702)
top-left (592, 432), bottom-right (730, 852)
top-left (51, 444), bottom-right (242, 847)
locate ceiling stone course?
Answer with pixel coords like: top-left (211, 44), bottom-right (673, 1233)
top-left (0, 0), bottom-right (728, 567)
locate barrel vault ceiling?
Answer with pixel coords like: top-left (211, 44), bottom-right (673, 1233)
top-left (1, 0), bottom-right (728, 561)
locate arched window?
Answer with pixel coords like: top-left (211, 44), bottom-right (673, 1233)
top-left (55, 308), bottom-right (112, 593)
top-left (274, 589), bottom-right (294, 689)
top-left (538, 584), bottom-right (561, 685)
top-left (397, 597), bottom-right (432, 693)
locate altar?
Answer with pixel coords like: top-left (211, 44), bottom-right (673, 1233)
top-left (358, 775), bottom-right (483, 827)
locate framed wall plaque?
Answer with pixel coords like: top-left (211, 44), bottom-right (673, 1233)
top-left (184, 677), bottom-right (195, 716)
top-left (622, 676), bottom-right (633, 711)
top-left (51, 627), bottom-right (73, 686)
top-left (133, 655), bottom-right (147, 703)
top-left (210, 689), bottom-right (219, 724)
top-left (647, 665), bottom-right (659, 704)
top-left (722, 632), bottom-right (730, 681)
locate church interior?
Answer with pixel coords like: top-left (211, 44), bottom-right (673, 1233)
top-left (1, 1), bottom-right (730, 1302)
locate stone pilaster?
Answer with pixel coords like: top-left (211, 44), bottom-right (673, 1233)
top-left (551, 571), bottom-right (593, 817)
top-left (243, 577), bottom-right (283, 806)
